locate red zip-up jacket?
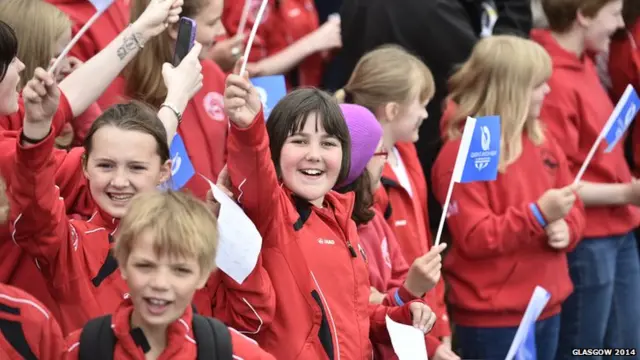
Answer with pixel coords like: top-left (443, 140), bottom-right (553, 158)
top-left (609, 21), bottom-right (640, 175)
top-left (103, 60), bottom-right (229, 199)
top-left (373, 142), bottom-right (451, 342)
top-left (225, 110), bottom-right (420, 359)
top-left (222, 0), bottom-right (325, 87)
top-left (47, 0), bottom-right (129, 109)
top-left (532, 29), bottom-right (640, 238)
top-left (0, 283), bottom-right (66, 360)
top-left (7, 128), bottom-right (270, 336)
top-left (63, 299), bottom-right (276, 360)
top-left (431, 131), bottom-right (586, 327)
top-left (358, 208), bottom-right (441, 358)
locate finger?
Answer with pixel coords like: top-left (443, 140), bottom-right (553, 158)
top-left (30, 80), bottom-right (48, 97)
top-left (411, 306), bottom-right (423, 329)
top-left (34, 67), bottom-right (55, 87)
top-left (217, 165), bottom-right (229, 184)
top-left (225, 84), bottom-right (249, 99)
top-left (225, 98), bottom-right (247, 109)
top-left (426, 311), bottom-right (437, 333)
top-left (232, 56), bottom-right (245, 75)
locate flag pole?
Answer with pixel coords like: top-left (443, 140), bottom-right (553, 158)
top-left (48, 9), bottom-right (104, 74)
top-left (434, 178), bottom-right (455, 246)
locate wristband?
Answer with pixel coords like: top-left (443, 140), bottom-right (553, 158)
top-left (529, 203), bottom-right (547, 228)
top-left (160, 102), bottom-right (182, 124)
top-left (394, 289), bottom-right (405, 306)
top-left (20, 130), bottom-right (50, 145)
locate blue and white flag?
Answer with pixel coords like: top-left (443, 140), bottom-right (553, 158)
top-left (89, 0), bottom-right (114, 12)
top-left (452, 115), bottom-right (501, 183)
top-left (603, 85), bottom-right (640, 153)
top-left (168, 134), bottom-right (195, 190)
top-left (250, 75), bottom-right (287, 120)
top-left (506, 286), bottom-right (551, 360)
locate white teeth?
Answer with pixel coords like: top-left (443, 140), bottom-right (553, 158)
top-left (148, 298), bottom-right (168, 306)
top-left (301, 169), bottom-right (322, 176)
top-left (110, 194), bottom-right (132, 201)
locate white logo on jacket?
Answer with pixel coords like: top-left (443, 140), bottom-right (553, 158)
top-left (380, 237), bottom-right (392, 269)
top-left (203, 92), bottom-right (225, 121)
top-left (317, 238), bottom-right (335, 245)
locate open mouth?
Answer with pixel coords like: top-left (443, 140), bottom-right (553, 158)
top-left (107, 192), bottom-right (134, 202)
top-left (299, 169), bottom-right (325, 178)
top-left (143, 297), bottom-right (173, 315)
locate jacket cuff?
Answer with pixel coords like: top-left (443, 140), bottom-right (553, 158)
top-left (52, 90), bottom-right (72, 137)
top-left (396, 285), bottom-right (421, 305)
top-left (425, 335), bottom-right (441, 358)
top-left (228, 108), bottom-right (266, 148)
top-left (17, 127), bottom-right (57, 170)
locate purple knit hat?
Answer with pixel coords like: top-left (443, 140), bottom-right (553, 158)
top-left (337, 104), bottom-right (383, 188)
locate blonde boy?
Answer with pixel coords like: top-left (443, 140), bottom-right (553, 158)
top-left (532, 1), bottom-right (640, 359)
top-left (64, 191), bottom-right (275, 360)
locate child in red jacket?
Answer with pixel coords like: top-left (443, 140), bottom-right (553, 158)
top-left (534, 0), bottom-right (640, 357)
top-left (335, 103), bottom-right (456, 360)
top-left (222, 59), bottom-right (434, 359)
top-left (63, 190), bottom-right (275, 360)
top-left (335, 45), bottom-right (454, 356)
top-left (432, 35), bottom-right (586, 359)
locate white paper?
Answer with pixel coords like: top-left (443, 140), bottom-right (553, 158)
top-left (202, 175), bottom-right (262, 284)
top-left (505, 286), bottom-right (551, 360)
top-left (385, 315), bottom-right (429, 360)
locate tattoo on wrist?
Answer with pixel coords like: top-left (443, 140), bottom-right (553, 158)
top-left (117, 32), bottom-right (143, 60)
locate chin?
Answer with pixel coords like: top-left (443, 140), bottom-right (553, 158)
top-left (97, 199), bottom-right (129, 219)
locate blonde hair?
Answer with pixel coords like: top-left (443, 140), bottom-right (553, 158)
top-left (125, 0), bottom-right (209, 108)
top-left (0, 0), bottom-right (71, 89)
top-left (114, 191), bottom-right (219, 274)
top-left (446, 35), bottom-right (552, 170)
top-left (0, 177), bottom-right (7, 225)
top-left (335, 45), bottom-right (435, 113)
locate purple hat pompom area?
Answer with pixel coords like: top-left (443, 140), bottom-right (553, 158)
top-left (336, 104), bottom-right (383, 189)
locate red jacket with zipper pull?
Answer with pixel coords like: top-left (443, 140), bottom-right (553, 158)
top-left (0, 283), bottom-right (66, 360)
top-left (609, 21), bottom-right (640, 176)
top-left (358, 207), bottom-right (442, 358)
top-left (532, 28), bottom-right (640, 238)
top-left (63, 299), bottom-right (276, 360)
top-left (373, 142), bottom-right (451, 342)
top-left (225, 110), bottom-right (420, 360)
top-left (431, 130), bottom-right (586, 327)
top-left (46, 0), bottom-right (129, 109)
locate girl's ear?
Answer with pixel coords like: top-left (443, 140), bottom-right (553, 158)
top-left (158, 159), bottom-right (172, 185)
top-left (82, 154), bottom-right (90, 180)
top-left (378, 102), bottom-right (401, 123)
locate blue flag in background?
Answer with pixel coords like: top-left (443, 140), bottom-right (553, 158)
top-left (515, 322), bottom-right (537, 360)
top-left (604, 85), bottom-right (640, 153)
top-left (251, 75), bottom-right (287, 120)
top-left (168, 134), bottom-right (195, 190)
top-left (452, 115), bottom-right (501, 183)
top-left (88, 0), bottom-right (114, 12)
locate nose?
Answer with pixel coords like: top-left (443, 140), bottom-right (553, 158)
top-left (16, 58), bottom-right (25, 73)
top-left (149, 270), bottom-right (170, 291)
top-left (110, 168), bottom-right (130, 188)
top-left (305, 142), bottom-right (322, 162)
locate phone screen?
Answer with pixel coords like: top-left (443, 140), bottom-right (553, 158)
top-left (173, 18), bottom-right (196, 66)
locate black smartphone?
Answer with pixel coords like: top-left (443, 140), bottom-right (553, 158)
top-left (173, 17), bottom-right (197, 66)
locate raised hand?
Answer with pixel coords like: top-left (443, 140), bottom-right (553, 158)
top-left (22, 67), bottom-right (59, 141)
top-left (404, 242), bottom-right (447, 297)
top-left (224, 57), bottom-right (262, 128)
top-left (537, 184), bottom-right (579, 223)
top-left (409, 302), bottom-right (437, 334)
top-left (162, 42), bottom-right (204, 112)
top-left (134, 0), bottom-right (184, 40)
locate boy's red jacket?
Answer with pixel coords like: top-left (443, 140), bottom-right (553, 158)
top-left (358, 208), bottom-right (442, 358)
top-left (46, 0), bottom-right (129, 109)
top-left (63, 299), bottom-right (276, 360)
top-left (432, 130), bottom-right (586, 327)
top-left (532, 29), bottom-right (640, 237)
top-left (222, 0), bottom-right (325, 87)
top-left (224, 110), bottom-right (420, 359)
top-left (0, 283), bottom-right (66, 360)
top-left (609, 21), bottom-right (640, 175)
top-left (373, 142), bottom-right (451, 341)
top-left (104, 60), bottom-right (229, 200)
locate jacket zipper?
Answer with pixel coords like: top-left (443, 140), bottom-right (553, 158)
top-left (346, 240), bottom-right (357, 257)
top-left (310, 271), bottom-right (341, 360)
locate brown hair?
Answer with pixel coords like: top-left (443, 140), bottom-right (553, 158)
top-left (114, 190), bottom-right (218, 274)
top-left (336, 171), bottom-right (374, 225)
top-left (83, 101), bottom-right (170, 163)
top-left (446, 35), bottom-right (552, 171)
top-left (335, 45), bottom-right (435, 113)
top-left (541, 0), bottom-right (618, 33)
top-left (266, 88), bottom-right (351, 186)
top-left (0, 177), bottom-right (7, 225)
top-left (0, 0), bottom-right (71, 89)
top-left (125, 0), bottom-right (209, 108)
top-left (623, 0), bottom-right (640, 27)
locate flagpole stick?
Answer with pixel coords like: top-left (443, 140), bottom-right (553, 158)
top-left (434, 177), bottom-right (456, 246)
top-left (48, 10), bottom-right (104, 74)
top-left (239, 0), bottom-right (268, 77)
top-left (236, 0), bottom-right (252, 40)
top-left (573, 131), bottom-right (606, 185)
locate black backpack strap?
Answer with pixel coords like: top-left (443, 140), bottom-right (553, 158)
top-left (78, 315), bottom-right (116, 360)
top-left (192, 314), bottom-right (233, 360)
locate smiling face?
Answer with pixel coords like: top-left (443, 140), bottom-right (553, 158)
top-left (583, 0), bottom-right (625, 53)
top-left (528, 81), bottom-right (551, 120)
top-left (193, 0), bottom-right (225, 58)
top-left (0, 57), bottom-right (24, 115)
top-left (279, 114), bottom-right (344, 207)
top-left (387, 95), bottom-right (429, 143)
top-left (123, 228), bottom-right (207, 328)
top-left (83, 126), bottom-right (171, 219)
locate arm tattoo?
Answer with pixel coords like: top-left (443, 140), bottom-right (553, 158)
top-left (116, 32), bottom-right (143, 60)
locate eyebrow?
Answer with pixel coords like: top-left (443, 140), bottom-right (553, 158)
top-left (93, 158), bottom-right (150, 165)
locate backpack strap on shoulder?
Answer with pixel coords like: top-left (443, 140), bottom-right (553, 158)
top-left (78, 315), bottom-right (116, 360)
top-left (192, 314), bottom-right (233, 360)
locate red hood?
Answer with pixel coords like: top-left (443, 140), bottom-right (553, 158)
top-left (530, 29), bottom-right (588, 72)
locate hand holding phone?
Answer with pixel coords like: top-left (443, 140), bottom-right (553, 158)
top-left (173, 17), bottom-right (197, 66)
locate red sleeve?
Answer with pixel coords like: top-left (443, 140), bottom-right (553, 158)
top-left (431, 280), bottom-right (452, 338)
top-left (538, 81), bottom-right (582, 172)
top-left (0, 92), bottom-right (72, 135)
top-left (213, 110), bottom-right (277, 334)
top-left (432, 142), bottom-right (547, 259)
top-left (368, 299), bottom-right (423, 345)
top-left (229, 328), bottom-right (276, 359)
top-left (36, 305), bottom-right (66, 360)
top-left (551, 140), bottom-right (586, 252)
top-left (62, 329), bottom-right (81, 360)
top-left (222, 0), bottom-right (275, 62)
top-left (7, 129), bottom-right (86, 293)
top-left (425, 335), bottom-right (442, 358)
